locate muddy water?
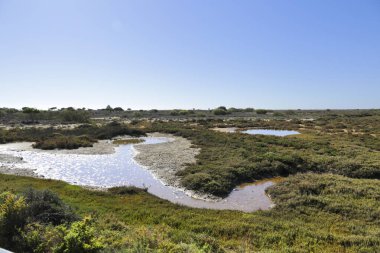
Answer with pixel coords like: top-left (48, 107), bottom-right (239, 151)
top-left (0, 137), bottom-right (277, 212)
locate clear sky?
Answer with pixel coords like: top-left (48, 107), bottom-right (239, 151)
top-left (0, 0), bottom-right (379, 110)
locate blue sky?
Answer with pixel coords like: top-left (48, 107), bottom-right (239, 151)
top-left (0, 0), bottom-right (379, 110)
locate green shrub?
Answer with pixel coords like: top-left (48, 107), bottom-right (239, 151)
top-left (55, 217), bottom-right (104, 253)
top-left (113, 107), bottom-right (124, 112)
top-left (256, 109), bottom-right (268, 114)
top-left (60, 110), bottom-right (90, 123)
top-left (108, 186), bottom-right (147, 195)
top-left (33, 135), bottom-right (95, 150)
top-left (213, 109), bottom-right (229, 116)
top-left (23, 188), bottom-right (79, 225)
top-left (0, 192), bottom-right (27, 247)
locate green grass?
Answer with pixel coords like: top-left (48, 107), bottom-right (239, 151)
top-left (1, 111), bottom-right (380, 251)
top-left (0, 173), bottom-right (379, 252)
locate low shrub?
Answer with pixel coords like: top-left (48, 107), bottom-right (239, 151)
top-left (108, 186), bottom-right (148, 195)
top-left (33, 135), bottom-right (95, 150)
top-left (23, 188), bottom-right (79, 225)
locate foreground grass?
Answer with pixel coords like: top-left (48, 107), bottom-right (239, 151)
top-left (1, 173), bottom-right (379, 252)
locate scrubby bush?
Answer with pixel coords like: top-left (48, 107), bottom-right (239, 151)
top-left (60, 109), bottom-right (90, 123)
top-left (0, 189), bottom-right (87, 252)
top-left (133, 112), bottom-right (142, 118)
top-left (113, 107), bottom-right (124, 112)
top-left (256, 109), bottom-right (268, 115)
top-left (213, 109), bottom-right (229, 116)
top-left (23, 188), bottom-right (79, 225)
top-left (227, 107), bottom-right (243, 113)
top-left (170, 110), bottom-right (193, 116)
top-left (54, 217), bottom-right (104, 253)
top-left (108, 186), bottom-right (147, 195)
top-left (33, 135), bottom-right (95, 150)
top-left (0, 192), bottom-right (27, 247)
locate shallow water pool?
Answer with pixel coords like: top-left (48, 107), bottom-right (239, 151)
top-left (242, 129), bottom-right (300, 136)
top-left (0, 137), bottom-right (276, 212)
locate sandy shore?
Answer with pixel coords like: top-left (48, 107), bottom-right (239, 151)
top-left (133, 133), bottom-right (222, 200)
top-left (211, 127), bottom-right (237, 133)
top-left (133, 133), bottom-right (200, 186)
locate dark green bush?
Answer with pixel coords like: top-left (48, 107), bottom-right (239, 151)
top-left (108, 186), bottom-right (147, 195)
top-left (213, 109), bottom-right (229, 115)
top-left (23, 188), bottom-right (79, 225)
top-left (60, 110), bottom-right (90, 123)
top-left (256, 109), bottom-right (268, 114)
top-left (32, 135), bottom-right (95, 150)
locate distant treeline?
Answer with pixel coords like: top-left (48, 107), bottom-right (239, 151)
top-left (2, 106), bottom-right (379, 124)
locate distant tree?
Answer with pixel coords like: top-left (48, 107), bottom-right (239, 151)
top-left (60, 110), bottom-right (90, 123)
top-left (256, 109), bottom-right (268, 115)
top-left (4, 108), bottom-right (14, 113)
top-left (113, 107), bottom-right (124, 112)
top-left (22, 107), bottom-right (40, 122)
top-left (244, 108), bottom-right (255, 112)
top-left (216, 106), bottom-right (227, 111)
top-left (0, 110), bottom-right (5, 118)
top-left (213, 109), bottom-right (229, 115)
top-left (22, 107), bottom-right (40, 114)
top-left (105, 105), bottom-right (113, 112)
top-left (48, 107), bottom-right (57, 111)
top-left (228, 107), bottom-right (243, 113)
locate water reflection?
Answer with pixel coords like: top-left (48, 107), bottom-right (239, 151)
top-left (242, 129), bottom-right (300, 136)
top-left (0, 138), bottom-right (277, 212)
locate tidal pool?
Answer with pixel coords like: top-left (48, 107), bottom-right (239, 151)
top-left (242, 129), bottom-right (300, 136)
top-left (0, 137), bottom-right (276, 212)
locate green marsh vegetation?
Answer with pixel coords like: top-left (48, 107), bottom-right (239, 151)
top-left (0, 109), bottom-right (379, 252)
top-left (0, 173), bottom-right (379, 252)
top-left (146, 111), bottom-right (380, 196)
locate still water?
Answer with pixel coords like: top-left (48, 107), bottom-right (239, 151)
top-left (0, 137), bottom-right (276, 212)
top-left (242, 129), bottom-right (300, 136)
